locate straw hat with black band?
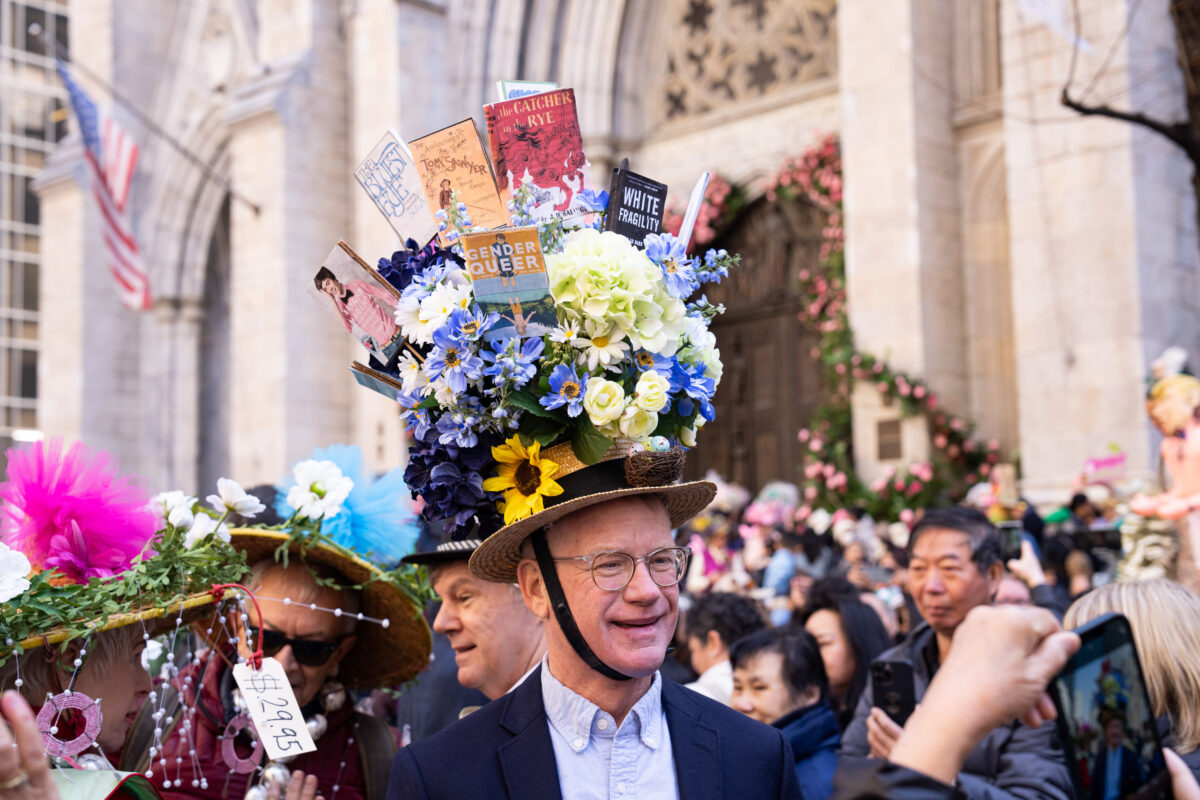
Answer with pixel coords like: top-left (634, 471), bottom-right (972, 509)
top-left (468, 439), bottom-right (714, 682)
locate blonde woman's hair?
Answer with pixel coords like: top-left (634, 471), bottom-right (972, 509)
top-left (1064, 580), bottom-right (1200, 751)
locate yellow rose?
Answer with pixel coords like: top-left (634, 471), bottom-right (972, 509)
top-left (633, 370), bottom-right (671, 413)
top-left (679, 426), bottom-right (698, 447)
top-left (583, 378), bottom-right (625, 426)
top-left (619, 405), bottom-right (659, 441)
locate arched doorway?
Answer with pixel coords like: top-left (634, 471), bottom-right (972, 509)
top-left (686, 196), bottom-right (828, 488)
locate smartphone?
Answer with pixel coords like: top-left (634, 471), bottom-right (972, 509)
top-left (871, 659), bottom-right (916, 726)
top-left (998, 522), bottom-right (1024, 562)
top-left (1049, 613), bottom-right (1171, 800)
top-left (862, 564), bottom-right (895, 585)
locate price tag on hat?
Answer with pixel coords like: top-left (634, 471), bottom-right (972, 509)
top-left (232, 657), bottom-right (317, 761)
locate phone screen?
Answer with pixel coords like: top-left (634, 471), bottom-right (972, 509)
top-left (1054, 615), bottom-right (1170, 800)
top-left (998, 523), bottom-right (1023, 562)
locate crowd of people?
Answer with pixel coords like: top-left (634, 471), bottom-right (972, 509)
top-left (0, 433), bottom-right (1197, 800)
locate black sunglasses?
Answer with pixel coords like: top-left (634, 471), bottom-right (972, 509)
top-left (246, 626), bottom-right (344, 667)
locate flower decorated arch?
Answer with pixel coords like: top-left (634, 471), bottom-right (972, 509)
top-left (666, 134), bottom-right (1001, 523)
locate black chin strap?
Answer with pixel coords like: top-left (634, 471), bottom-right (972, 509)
top-left (531, 528), bottom-right (633, 682)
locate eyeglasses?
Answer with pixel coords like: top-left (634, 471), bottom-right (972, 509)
top-left (551, 546), bottom-right (690, 592)
top-left (246, 626), bottom-right (344, 667)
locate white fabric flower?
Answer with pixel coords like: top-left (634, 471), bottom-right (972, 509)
top-left (571, 321), bottom-right (630, 372)
top-left (287, 460), bottom-right (354, 520)
top-left (183, 514), bottom-right (231, 549)
top-left (167, 501), bottom-right (195, 529)
top-left (684, 316), bottom-right (717, 351)
top-left (0, 542), bottom-right (30, 603)
top-left (550, 321), bottom-right (580, 344)
top-left (417, 283), bottom-right (473, 340)
top-left (140, 639), bottom-right (164, 671)
top-left (149, 490), bottom-right (196, 528)
top-left (619, 405), bottom-right (659, 441)
top-left (394, 295), bottom-right (426, 342)
top-left (398, 350), bottom-right (429, 394)
top-left (206, 478), bottom-right (265, 518)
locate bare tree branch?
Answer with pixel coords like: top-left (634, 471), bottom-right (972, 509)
top-left (1061, 88), bottom-right (1200, 164)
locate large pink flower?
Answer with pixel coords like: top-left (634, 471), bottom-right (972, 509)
top-left (0, 439), bottom-right (156, 584)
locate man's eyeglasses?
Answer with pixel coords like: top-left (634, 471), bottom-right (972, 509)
top-left (551, 546), bottom-right (690, 592)
top-left (246, 626), bottom-right (344, 667)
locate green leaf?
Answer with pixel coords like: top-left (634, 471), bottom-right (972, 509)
top-left (571, 419), bottom-right (613, 466)
top-left (416, 396), bottom-right (440, 410)
top-left (507, 389), bottom-right (558, 420)
top-left (519, 415), bottom-right (569, 448)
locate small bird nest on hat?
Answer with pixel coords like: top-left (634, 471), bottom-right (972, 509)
top-left (624, 447), bottom-right (686, 487)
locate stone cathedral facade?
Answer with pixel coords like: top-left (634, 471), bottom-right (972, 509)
top-left (34, 0), bottom-right (1200, 502)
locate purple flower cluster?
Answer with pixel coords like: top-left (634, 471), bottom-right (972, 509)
top-left (377, 238), bottom-right (464, 293)
top-left (403, 424), bottom-right (503, 535)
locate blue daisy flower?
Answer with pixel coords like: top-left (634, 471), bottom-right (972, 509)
top-left (424, 327), bottom-right (484, 393)
top-left (540, 363), bottom-right (588, 417)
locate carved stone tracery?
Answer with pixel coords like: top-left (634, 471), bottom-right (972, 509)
top-left (660, 0), bottom-right (838, 122)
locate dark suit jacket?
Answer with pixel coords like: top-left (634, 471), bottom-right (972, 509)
top-left (1089, 745), bottom-right (1145, 800)
top-left (386, 665), bottom-right (803, 799)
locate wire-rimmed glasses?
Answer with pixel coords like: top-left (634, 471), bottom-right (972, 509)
top-left (551, 546), bottom-right (691, 592)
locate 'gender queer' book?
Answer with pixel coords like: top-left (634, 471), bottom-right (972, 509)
top-left (461, 227), bottom-right (557, 343)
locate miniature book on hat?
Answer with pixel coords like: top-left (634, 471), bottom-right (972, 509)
top-left (483, 88), bottom-right (590, 222)
top-left (409, 119), bottom-right (509, 245)
top-left (355, 130), bottom-right (438, 247)
top-left (603, 162), bottom-right (667, 247)
top-left (309, 241), bottom-right (403, 365)
top-left (460, 227), bottom-right (555, 343)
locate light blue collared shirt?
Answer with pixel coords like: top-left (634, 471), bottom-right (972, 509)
top-left (541, 661), bottom-right (680, 800)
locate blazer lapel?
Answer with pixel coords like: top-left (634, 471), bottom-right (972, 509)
top-left (663, 681), bottom-right (722, 800)
top-left (497, 666), bottom-right (564, 800)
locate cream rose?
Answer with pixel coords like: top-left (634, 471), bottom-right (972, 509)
top-left (619, 405), bottom-right (659, 441)
top-left (633, 370), bottom-right (671, 413)
top-left (583, 378), bottom-right (625, 427)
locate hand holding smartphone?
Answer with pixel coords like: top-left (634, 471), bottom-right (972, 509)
top-left (871, 659), bottom-right (916, 727)
top-left (1050, 613), bottom-right (1172, 800)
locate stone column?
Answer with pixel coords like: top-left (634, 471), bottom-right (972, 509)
top-left (840, 0), bottom-right (966, 481)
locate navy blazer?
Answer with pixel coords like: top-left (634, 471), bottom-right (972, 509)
top-left (387, 666), bottom-right (803, 799)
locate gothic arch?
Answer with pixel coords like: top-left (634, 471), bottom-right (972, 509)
top-left (140, 0), bottom-right (256, 303)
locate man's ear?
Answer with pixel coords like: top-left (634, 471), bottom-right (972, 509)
top-left (705, 629), bottom-right (725, 658)
top-left (986, 560), bottom-right (1004, 599)
top-left (517, 559), bottom-right (550, 621)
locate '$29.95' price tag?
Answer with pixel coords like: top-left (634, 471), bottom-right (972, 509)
top-left (232, 657), bottom-right (317, 761)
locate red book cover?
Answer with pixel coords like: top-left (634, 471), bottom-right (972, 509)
top-left (484, 87), bottom-right (591, 222)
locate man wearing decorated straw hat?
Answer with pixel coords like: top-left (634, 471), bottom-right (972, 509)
top-left (399, 520), bottom-right (545, 714)
top-left (139, 454), bottom-right (432, 800)
top-left (388, 441), bottom-right (802, 799)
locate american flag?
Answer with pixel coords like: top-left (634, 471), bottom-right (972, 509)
top-left (55, 60), bottom-right (152, 310)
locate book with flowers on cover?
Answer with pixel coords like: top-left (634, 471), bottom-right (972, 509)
top-left (338, 88), bottom-right (741, 537)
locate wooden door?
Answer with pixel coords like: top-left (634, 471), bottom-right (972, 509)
top-left (684, 197), bottom-right (826, 489)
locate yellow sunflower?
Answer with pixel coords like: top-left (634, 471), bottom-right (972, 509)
top-left (482, 436), bottom-right (565, 525)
